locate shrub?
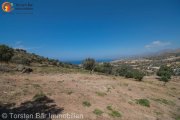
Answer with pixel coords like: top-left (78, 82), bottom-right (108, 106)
top-left (133, 70), bottom-right (145, 81)
top-left (152, 98), bottom-right (175, 106)
top-left (157, 65), bottom-right (172, 78)
top-left (33, 92), bottom-right (46, 101)
top-left (94, 62), bottom-right (113, 74)
top-left (106, 105), bottom-right (122, 118)
top-left (82, 101), bottom-right (91, 107)
top-left (125, 71), bottom-right (134, 78)
top-left (157, 65), bottom-right (173, 85)
top-left (93, 109), bottom-right (103, 116)
top-left (11, 56), bottom-right (30, 65)
top-left (136, 99), bottom-right (150, 107)
top-left (116, 65), bottom-right (144, 81)
top-left (82, 58), bottom-right (96, 71)
top-left (106, 105), bottom-right (113, 111)
top-left (116, 65), bottom-right (132, 76)
top-left (109, 110), bottom-right (121, 117)
top-left (0, 44), bottom-right (14, 62)
top-left (96, 92), bottom-right (107, 97)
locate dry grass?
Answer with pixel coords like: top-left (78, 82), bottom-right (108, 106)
top-left (0, 72), bottom-right (180, 120)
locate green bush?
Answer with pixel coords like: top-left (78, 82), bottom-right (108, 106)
top-left (136, 99), bottom-right (150, 107)
top-left (116, 65), bottom-right (144, 81)
top-left (11, 56), bottom-right (30, 65)
top-left (82, 101), bottom-right (91, 107)
top-left (0, 44), bottom-right (14, 62)
top-left (94, 62), bottom-right (113, 74)
top-left (160, 75), bottom-right (170, 85)
top-left (133, 70), bottom-right (144, 81)
top-left (93, 109), bottom-right (103, 116)
top-left (82, 58), bottom-right (96, 71)
top-left (33, 92), bottom-right (46, 101)
top-left (157, 65), bottom-right (172, 78)
top-left (109, 110), bottom-right (121, 117)
top-left (157, 65), bottom-right (173, 85)
top-left (116, 65), bottom-right (132, 76)
top-left (125, 70), bottom-right (134, 78)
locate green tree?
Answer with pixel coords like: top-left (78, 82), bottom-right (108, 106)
top-left (94, 62), bottom-right (113, 74)
top-left (157, 65), bottom-right (173, 85)
top-left (157, 65), bottom-right (173, 79)
top-left (116, 65), bottom-right (132, 76)
top-left (160, 76), bottom-right (169, 86)
top-left (133, 70), bottom-right (144, 81)
top-left (82, 58), bottom-right (96, 71)
top-left (0, 44), bottom-right (14, 63)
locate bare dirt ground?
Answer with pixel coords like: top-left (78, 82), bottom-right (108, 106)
top-left (0, 72), bottom-right (180, 120)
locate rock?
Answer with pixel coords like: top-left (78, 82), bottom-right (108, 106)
top-left (0, 65), bottom-right (11, 72)
top-left (15, 65), bottom-right (33, 73)
top-left (16, 65), bottom-right (25, 71)
top-left (22, 67), bottom-right (33, 73)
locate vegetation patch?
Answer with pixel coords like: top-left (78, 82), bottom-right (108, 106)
top-left (82, 101), bottom-right (91, 107)
top-left (33, 92), bottom-right (46, 101)
top-left (67, 90), bottom-right (73, 95)
top-left (106, 105), bottom-right (113, 111)
top-left (136, 99), bottom-right (150, 107)
top-left (93, 109), bottom-right (103, 116)
top-left (175, 116), bottom-right (180, 120)
top-left (116, 65), bottom-right (145, 81)
top-left (109, 110), bottom-right (121, 117)
top-left (157, 65), bottom-right (173, 85)
top-left (96, 92), bottom-right (107, 97)
top-left (152, 98), bottom-right (175, 106)
top-left (106, 105), bottom-right (122, 118)
top-left (32, 84), bottom-right (41, 89)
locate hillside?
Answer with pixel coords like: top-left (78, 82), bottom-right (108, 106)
top-left (111, 49), bottom-right (180, 75)
top-left (0, 45), bottom-right (79, 73)
top-left (0, 45), bottom-right (180, 120)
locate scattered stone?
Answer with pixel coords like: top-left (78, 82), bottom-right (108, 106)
top-left (22, 67), bottom-right (33, 73)
top-left (15, 65), bottom-right (33, 73)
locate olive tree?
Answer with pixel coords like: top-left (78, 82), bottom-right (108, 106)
top-left (0, 44), bottom-right (14, 63)
top-left (82, 58), bottom-right (96, 72)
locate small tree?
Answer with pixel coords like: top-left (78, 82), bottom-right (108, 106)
top-left (133, 70), bottom-right (144, 81)
top-left (94, 62), bottom-right (113, 74)
top-left (160, 76), bottom-right (169, 86)
top-left (116, 65), bottom-right (132, 76)
top-left (0, 44), bottom-right (14, 63)
top-left (157, 65), bottom-right (173, 85)
top-left (82, 58), bottom-right (96, 72)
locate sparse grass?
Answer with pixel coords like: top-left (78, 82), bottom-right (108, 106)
top-left (67, 90), bottom-right (73, 95)
top-left (96, 91), bottom-right (107, 97)
top-left (32, 84), bottom-right (41, 88)
top-left (109, 110), bottom-right (121, 117)
top-left (33, 92), bottom-right (46, 101)
top-left (154, 111), bottom-right (162, 115)
top-left (107, 87), bottom-right (111, 92)
top-left (118, 83), bottom-right (128, 87)
top-left (107, 105), bottom-right (113, 111)
top-left (175, 116), bottom-right (180, 120)
top-left (93, 109), bottom-right (103, 116)
top-left (25, 78), bottom-right (29, 81)
top-left (82, 101), bottom-right (91, 107)
top-left (136, 99), bottom-right (150, 107)
top-left (107, 105), bottom-right (121, 118)
top-left (33, 66), bottom-right (88, 74)
top-left (152, 98), bottom-right (175, 106)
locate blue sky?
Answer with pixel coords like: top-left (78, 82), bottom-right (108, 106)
top-left (0, 0), bottom-right (180, 61)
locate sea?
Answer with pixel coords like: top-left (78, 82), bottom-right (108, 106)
top-left (63, 59), bottom-right (113, 65)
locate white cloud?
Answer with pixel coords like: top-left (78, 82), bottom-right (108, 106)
top-left (145, 41), bottom-right (171, 49)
